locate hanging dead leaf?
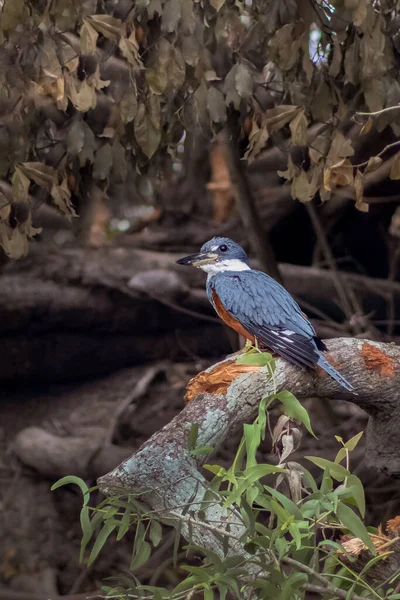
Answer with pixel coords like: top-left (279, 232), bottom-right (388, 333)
top-left (265, 105), bottom-right (301, 133)
top-left (0, 216), bottom-right (41, 259)
top-left (309, 128), bottom-right (331, 164)
top-left (165, 47), bottom-right (186, 99)
top-left (223, 64), bottom-right (241, 110)
top-left (80, 19), bottom-right (98, 55)
top-left (364, 155), bottom-right (383, 175)
top-left (360, 117), bottom-right (373, 135)
top-left (93, 143), bottom-right (113, 180)
top-left (119, 31), bottom-right (142, 66)
top-left (87, 65), bottom-right (110, 91)
top-left (12, 168), bottom-right (30, 203)
top-left (66, 77), bottom-right (97, 112)
top-left (0, 192), bottom-right (10, 221)
top-left (145, 39), bottom-right (171, 95)
top-left (354, 169), bottom-right (368, 212)
top-left (67, 119), bottom-right (85, 156)
top-left (390, 152), bottom-right (400, 180)
top-left (112, 141), bottom-right (127, 182)
top-left (182, 35), bottom-right (200, 67)
top-left (207, 87), bottom-right (226, 124)
top-left (86, 14), bottom-right (121, 41)
top-left (120, 85), bottom-right (138, 124)
top-left (326, 131), bottom-right (355, 166)
top-left (51, 178), bottom-right (77, 220)
top-left (19, 162), bottom-right (56, 190)
top-left (79, 122), bottom-right (97, 167)
top-left (277, 154), bottom-right (300, 181)
top-left (161, 0), bottom-right (181, 32)
top-left (324, 158), bottom-right (353, 191)
top-left (268, 24), bottom-right (302, 71)
top-left (209, 0), bottom-right (226, 11)
top-left (39, 36), bottom-right (62, 80)
top-left (350, 0), bottom-right (368, 26)
top-left (291, 167), bottom-right (320, 203)
top-left (134, 103), bottom-right (161, 159)
top-left (243, 120), bottom-right (269, 162)
top-left (235, 63), bottom-right (252, 100)
top-left (289, 109), bottom-right (308, 146)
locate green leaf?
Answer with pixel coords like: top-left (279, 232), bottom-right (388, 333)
top-left (51, 476), bottom-right (90, 503)
top-left (190, 445), bottom-right (214, 457)
top-left (87, 521), bottom-right (117, 566)
top-left (187, 423), bottom-right (199, 451)
top-left (79, 506), bottom-right (93, 562)
top-left (236, 352), bottom-right (273, 367)
top-left (149, 519), bottom-right (163, 547)
top-left (270, 499), bottom-right (292, 525)
top-left (345, 474), bottom-right (366, 518)
top-left (344, 431), bottom-right (364, 451)
top-left (203, 464), bottom-right (226, 477)
top-left (204, 587), bottom-right (214, 600)
top-left (244, 423), bottom-right (260, 469)
top-left (288, 522), bottom-right (302, 550)
top-left (305, 456), bottom-right (350, 481)
top-left (335, 431), bottom-right (364, 463)
top-left (274, 391), bottom-right (316, 437)
top-left (180, 565), bottom-right (211, 584)
top-left (131, 539), bottom-right (152, 571)
top-left (263, 485), bottom-right (302, 520)
top-left (173, 521), bottom-right (181, 568)
top-left (244, 464), bottom-right (287, 485)
top-left (336, 503), bottom-right (375, 554)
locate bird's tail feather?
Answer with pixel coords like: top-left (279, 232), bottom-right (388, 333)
top-left (317, 354), bottom-right (357, 394)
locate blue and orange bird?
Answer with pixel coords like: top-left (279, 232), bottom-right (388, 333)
top-left (177, 236), bottom-right (355, 392)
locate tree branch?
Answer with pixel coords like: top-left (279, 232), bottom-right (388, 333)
top-left (97, 338), bottom-right (400, 591)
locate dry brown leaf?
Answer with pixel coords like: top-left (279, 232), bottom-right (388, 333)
top-left (19, 162), bottom-right (56, 190)
top-left (80, 19), bottom-right (98, 55)
top-left (354, 169), bottom-right (369, 212)
top-left (51, 178), bottom-right (77, 220)
top-left (364, 156), bottom-right (383, 175)
top-left (289, 109), bottom-right (308, 146)
top-left (12, 168), bottom-right (30, 203)
top-left (360, 117), bottom-right (373, 136)
top-left (86, 14), bottom-right (121, 41)
top-left (389, 152), bottom-right (400, 180)
top-left (265, 105), bottom-right (301, 132)
top-left (329, 158), bottom-right (354, 188)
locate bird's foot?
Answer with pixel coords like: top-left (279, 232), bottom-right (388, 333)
top-left (227, 340), bottom-right (261, 359)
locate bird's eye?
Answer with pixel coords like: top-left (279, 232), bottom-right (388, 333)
top-left (219, 244), bottom-right (228, 252)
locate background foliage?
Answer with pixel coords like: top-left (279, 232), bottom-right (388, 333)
top-left (2, 0), bottom-right (400, 257)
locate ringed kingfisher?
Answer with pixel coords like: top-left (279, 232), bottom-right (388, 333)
top-left (177, 236), bottom-right (354, 393)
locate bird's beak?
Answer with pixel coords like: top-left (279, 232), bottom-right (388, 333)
top-left (176, 252), bottom-right (218, 267)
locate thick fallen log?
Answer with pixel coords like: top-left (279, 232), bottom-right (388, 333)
top-left (97, 338), bottom-right (400, 589)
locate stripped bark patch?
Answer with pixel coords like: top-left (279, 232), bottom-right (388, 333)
top-left (184, 360), bottom-right (260, 403)
top-left (361, 342), bottom-right (395, 377)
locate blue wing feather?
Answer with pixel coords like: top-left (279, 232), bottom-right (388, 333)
top-left (206, 269), bottom-right (355, 392)
top-left (207, 270), bottom-right (320, 369)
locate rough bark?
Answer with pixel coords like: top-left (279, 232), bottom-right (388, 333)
top-left (97, 338), bottom-right (400, 582)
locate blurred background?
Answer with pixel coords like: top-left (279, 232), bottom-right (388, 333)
top-left (1, 0), bottom-right (400, 597)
